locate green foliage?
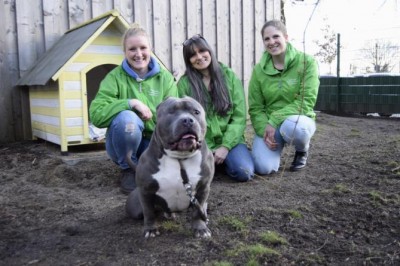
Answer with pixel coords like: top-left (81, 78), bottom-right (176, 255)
top-left (333, 183), bottom-right (350, 194)
top-left (218, 216), bottom-right (250, 234)
top-left (160, 220), bottom-right (189, 235)
top-left (210, 261), bottom-right (233, 266)
top-left (369, 191), bottom-right (387, 205)
top-left (286, 209), bottom-right (303, 219)
top-left (246, 244), bottom-right (281, 258)
top-left (260, 231), bottom-right (288, 246)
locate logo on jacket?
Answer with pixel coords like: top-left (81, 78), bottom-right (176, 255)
top-left (148, 88), bottom-right (160, 97)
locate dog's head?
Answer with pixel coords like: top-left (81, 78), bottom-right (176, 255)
top-left (155, 96), bottom-right (206, 155)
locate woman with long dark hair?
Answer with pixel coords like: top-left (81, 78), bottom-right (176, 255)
top-left (177, 35), bottom-right (254, 182)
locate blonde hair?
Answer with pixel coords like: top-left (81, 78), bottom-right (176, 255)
top-left (260, 20), bottom-right (288, 36)
top-left (122, 23), bottom-right (151, 51)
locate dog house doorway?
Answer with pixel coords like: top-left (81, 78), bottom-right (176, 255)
top-left (86, 64), bottom-right (118, 117)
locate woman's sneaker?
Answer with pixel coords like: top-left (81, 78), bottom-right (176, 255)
top-left (290, 151), bottom-right (308, 171)
top-left (120, 168), bottom-right (136, 194)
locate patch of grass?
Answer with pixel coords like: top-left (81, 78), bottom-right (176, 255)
top-left (369, 191), bottom-right (387, 205)
top-left (368, 190), bottom-right (400, 206)
top-left (226, 243), bottom-right (281, 264)
top-left (218, 216), bottom-right (251, 234)
top-left (322, 183), bottom-right (352, 195)
top-left (348, 128), bottom-right (361, 137)
top-left (225, 243), bottom-right (244, 257)
top-left (286, 209), bottom-right (303, 219)
top-left (245, 258), bottom-right (259, 266)
top-left (260, 230), bottom-right (288, 246)
top-left (333, 183), bottom-right (351, 194)
top-left (160, 220), bottom-right (188, 235)
top-left (387, 161), bottom-right (400, 175)
top-left (246, 244), bottom-right (281, 260)
top-left (209, 261), bottom-right (233, 266)
top-left (299, 252), bottom-right (325, 264)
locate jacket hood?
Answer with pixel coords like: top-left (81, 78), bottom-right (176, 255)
top-left (122, 56), bottom-right (160, 81)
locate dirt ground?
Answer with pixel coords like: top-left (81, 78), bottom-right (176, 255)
top-left (1, 112), bottom-right (399, 266)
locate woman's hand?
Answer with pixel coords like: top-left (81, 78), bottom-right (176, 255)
top-left (129, 99), bottom-right (153, 120)
top-left (263, 124), bottom-right (278, 150)
top-left (214, 146), bottom-right (229, 165)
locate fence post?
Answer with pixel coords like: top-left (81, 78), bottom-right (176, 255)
top-left (336, 33), bottom-right (341, 113)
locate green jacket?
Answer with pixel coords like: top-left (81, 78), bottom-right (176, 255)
top-left (177, 63), bottom-right (247, 151)
top-left (248, 43), bottom-right (320, 137)
top-left (89, 59), bottom-right (178, 138)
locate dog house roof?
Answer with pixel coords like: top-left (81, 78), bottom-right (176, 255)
top-left (17, 10), bottom-right (129, 86)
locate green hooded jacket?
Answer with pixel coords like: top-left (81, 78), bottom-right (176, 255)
top-left (248, 43), bottom-right (320, 137)
top-left (89, 59), bottom-right (178, 138)
top-left (177, 63), bottom-right (247, 151)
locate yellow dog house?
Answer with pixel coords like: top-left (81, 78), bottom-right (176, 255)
top-left (17, 10), bottom-right (160, 154)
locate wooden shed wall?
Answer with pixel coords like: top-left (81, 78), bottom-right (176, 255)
top-left (0, 0), bottom-right (281, 143)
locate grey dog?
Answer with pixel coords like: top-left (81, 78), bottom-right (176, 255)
top-left (125, 96), bottom-right (214, 238)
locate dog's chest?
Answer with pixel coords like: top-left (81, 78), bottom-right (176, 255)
top-left (153, 152), bottom-right (203, 212)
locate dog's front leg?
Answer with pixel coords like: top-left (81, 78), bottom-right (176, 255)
top-left (139, 191), bottom-right (160, 238)
top-left (191, 184), bottom-right (211, 238)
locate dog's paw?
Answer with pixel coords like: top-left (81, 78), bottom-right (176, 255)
top-left (163, 212), bottom-right (177, 220)
top-left (193, 227), bottom-right (212, 238)
top-left (143, 228), bottom-right (160, 238)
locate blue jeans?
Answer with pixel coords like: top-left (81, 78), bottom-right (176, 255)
top-left (224, 143), bottom-right (255, 182)
top-left (252, 115), bottom-right (316, 175)
top-left (106, 111), bottom-right (150, 170)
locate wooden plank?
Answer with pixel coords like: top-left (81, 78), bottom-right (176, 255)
top-left (266, 0), bottom-right (276, 21)
top-left (31, 106), bottom-right (82, 118)
top-left (113, 0), bottom-right (134, 23)
top-left (133, 0), bottom-right (150, 32)
top-left (242, 0), bottom-right (255, 100)
top-left (66, 127), bottom-right (84, 135)
top-left (170, 0), bottom-right (186, 79)
top-left (254, 0), bottom-right (266, 62)
top-left (16, 0), bottom-right (44, 74)
top-left (32, 129), bottom-right (61, 144)
top-left (32, 122), bottom-right (61, 135)
top-left (15, 0), bottom-right (44, 140)
top-left (229, 0), bottom-right (242, 81)
top-left (202, 0), bottom-right (216, 53)
top-left (273, 0), bottom-right (281, 20)
top-left (31, 106), bottom-right (60, 116)
top-left (0, 0), bottom-right (20, 141)
top-left (152, 0), bottom-right (172, 70)
top-left (185, 0), bottom-right (202, 36)
top-left (216, 0), bottom-right (230, 65)
top-left (30, 90), bottom-right (59, 98)
top-left (64, 90), bottom-right (82, 99)
top-left (91, 0), bottom-right (113, 17)
top-left (68, 0), bottom-right (92, 28)
top-left (42, 0), bottom-right (69, 50)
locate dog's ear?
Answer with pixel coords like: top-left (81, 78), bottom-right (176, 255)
top-left (156, 97), bottom-right (177, 112)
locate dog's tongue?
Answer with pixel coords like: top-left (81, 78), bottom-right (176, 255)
top-left (181, 134), bottom-right (195, 139)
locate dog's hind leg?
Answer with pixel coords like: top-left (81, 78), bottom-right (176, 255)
top-left (125, 189), bottom-right (143, 219)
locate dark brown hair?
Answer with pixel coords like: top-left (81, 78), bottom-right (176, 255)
top-left (182, 37), bottom-right (231, 116)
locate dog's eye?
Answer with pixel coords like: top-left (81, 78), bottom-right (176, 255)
top-left (193, 109), bottom-right (201, 115)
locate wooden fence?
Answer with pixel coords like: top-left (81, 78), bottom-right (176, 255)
top-left (316, 76), bottom-right (400, 116)
top-left (0, 0), bottom-right (281, 143)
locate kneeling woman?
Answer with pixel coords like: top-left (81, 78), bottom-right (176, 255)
top-left (177, 35), bottom-right (254, 182)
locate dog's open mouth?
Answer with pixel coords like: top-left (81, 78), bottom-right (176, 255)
top-left (169, 133), bottom-right (201, 151)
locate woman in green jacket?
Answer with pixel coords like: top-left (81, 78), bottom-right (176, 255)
top-left (248, 20), bottom-right (319, 174)
top-left (89, 26), bottom-right (178, 194)
top-left (178, 35), bottom-right (254, 182)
